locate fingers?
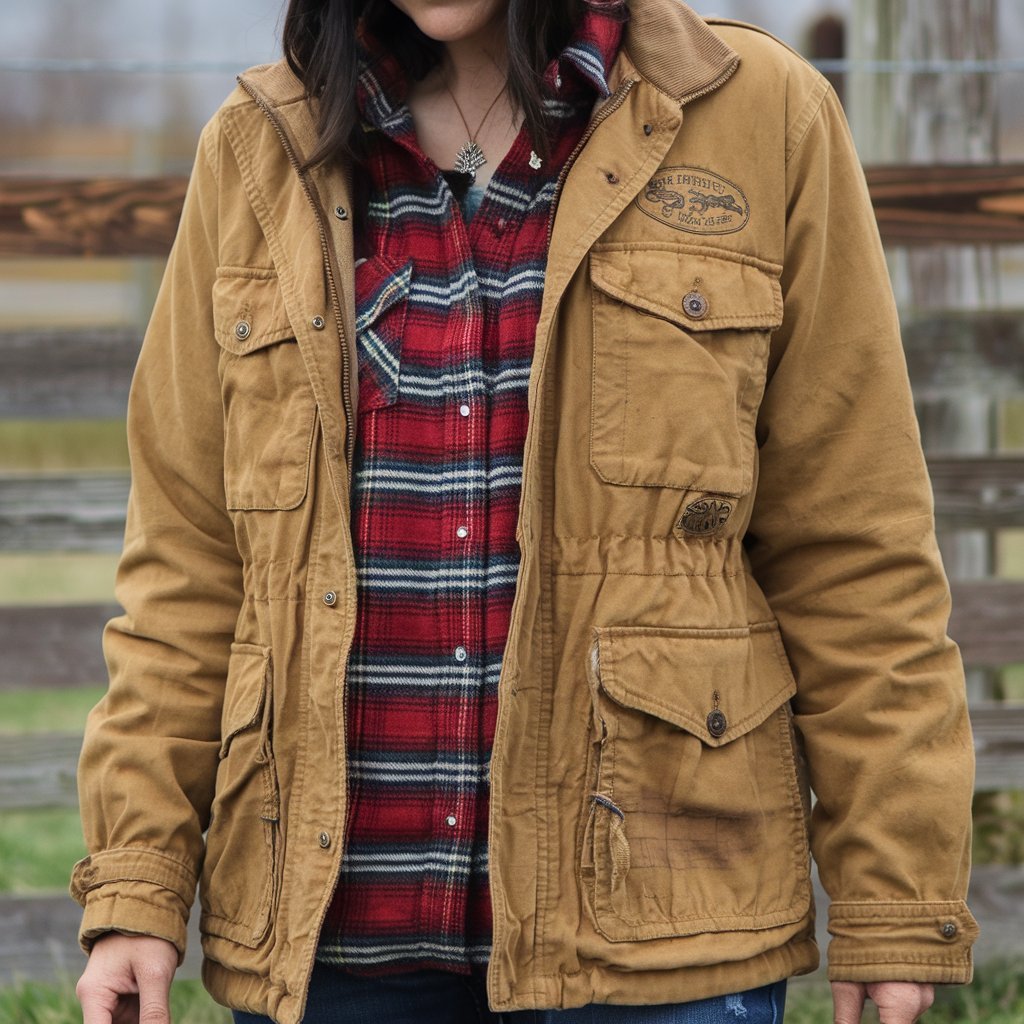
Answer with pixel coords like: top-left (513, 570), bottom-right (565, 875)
top-left (76, 934), bottom-right (178, 1024)
top-left (78, 975), bottom-right (124, 1024)
top-left (832, 980), bottom-right (867, 1024)
top-left (867, 981), bottom-right (935, 1024)
top-left (135, 955), bottom-right (175, 1024)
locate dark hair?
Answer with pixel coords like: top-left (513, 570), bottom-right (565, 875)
top-left (283, 0), bottom-right (627, 169)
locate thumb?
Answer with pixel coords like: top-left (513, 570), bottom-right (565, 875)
top-left (832, 981), bottom-right (867, 1024)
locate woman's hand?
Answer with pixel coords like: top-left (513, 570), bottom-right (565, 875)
top-left (76, 932), bottom-right (179, 1024)
top-left (832, 981), bottom-right (935, 1023)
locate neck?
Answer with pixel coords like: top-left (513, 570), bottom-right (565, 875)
top-left (441, 17), bottom-right (509, 92)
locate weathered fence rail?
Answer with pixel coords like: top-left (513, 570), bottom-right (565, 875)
top-left (1, 164), bottom-right (1024, 258)
top-left (5, 705), bottom-right (1021, 818)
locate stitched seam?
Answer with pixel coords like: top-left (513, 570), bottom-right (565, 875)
top-left (785, 77), bottom-right (831, 164)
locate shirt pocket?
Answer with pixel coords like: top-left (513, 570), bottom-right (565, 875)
top-left (579, 621), bottom-right (811, 943)
top-left (354, 255), bottom-right (413, 413)
top-left (589, 243), bottom-right (783, 498)
top-left (213, 270), bottom-right (316, 511)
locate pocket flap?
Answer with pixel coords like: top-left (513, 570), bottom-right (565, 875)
top-left (213, 272), bottom-right (294, 355)
top-left (355, 256), bottom-right (413, 333)
top-left (355, 256), bottom-right (412, 411)
top-left (219, 643), bottom-right (271, 758)
top-left (593, 622), bottom-right (795, 747)
top-left (589, 244), bottom-right (783, 332)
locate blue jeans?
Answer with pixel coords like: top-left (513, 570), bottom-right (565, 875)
top-left (232, 961), bottom-right (786, 1023)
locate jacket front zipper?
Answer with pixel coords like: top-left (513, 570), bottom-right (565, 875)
top-left (235, 79), bottom-right (357, 491)
top-left (236, 77), bottom-right (360, 1024)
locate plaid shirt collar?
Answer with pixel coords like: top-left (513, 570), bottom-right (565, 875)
top-left (356, 7), bottom-right (623, 136)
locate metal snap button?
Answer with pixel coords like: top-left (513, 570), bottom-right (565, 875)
top-left (235, 320), bottom-right (252, 341)
top-left (323, 591), bottom-right (338, 607)
top-left (311, 315), bottom-right (326, 330)
top-left (683, 291), bottom-right (709, 320)
top-left (334, 205), bottom-right (348, 221)
top-left (941, 921), bottom-right (958, 939)
top-left (707, 709), bottom-right (728, 738)
top-left (319, 831), bottom-right (331, 849)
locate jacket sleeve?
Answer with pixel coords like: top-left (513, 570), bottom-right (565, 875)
top-left (745, 80), bottom-right (979, 983)
top-left (69, 118), bottom-right (242, 963)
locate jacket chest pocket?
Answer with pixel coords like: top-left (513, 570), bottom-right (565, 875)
top-left (580, 622), bottom-right (810, 943)
top-left (589, 244), bottom-right (782, 498)
top-left (213, 271), bottom-right (316, 511)
top-left (354, 255), bottom-right (412, 414)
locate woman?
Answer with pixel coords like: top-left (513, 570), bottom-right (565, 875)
top-left (72, 1), bottom-right (978, 1022)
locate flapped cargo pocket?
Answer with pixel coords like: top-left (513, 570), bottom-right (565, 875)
top-left (200, 642), bottom-right (280, 949)
top-left (589, 243), bottom-right (782, 498)
top-left (580, 622), bottom-right (810, 942)
top-left (354, 256), bottom-right (412, 413)
top-left (213, 270), bottom-right (316, 511)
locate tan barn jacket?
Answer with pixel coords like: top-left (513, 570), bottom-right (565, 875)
top-left (71, 1), bottom-right (979, 1019)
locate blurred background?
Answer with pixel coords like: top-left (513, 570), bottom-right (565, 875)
top-left (1, 1), bottom-right (1022, 1021)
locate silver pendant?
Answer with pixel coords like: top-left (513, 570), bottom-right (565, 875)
top-left (454, 140), bottom-right (487, 181)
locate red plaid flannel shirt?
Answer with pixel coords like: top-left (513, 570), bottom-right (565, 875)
top-left (316, 10), bottom-right (623, 975)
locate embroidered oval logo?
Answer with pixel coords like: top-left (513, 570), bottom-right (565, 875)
top-left (635, 166), bottom-right (750, 235)
top-left (679, 497), bottom-right (733, 537)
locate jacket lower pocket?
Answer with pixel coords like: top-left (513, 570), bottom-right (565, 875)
top-left (580, 622), bottom-right (811, 942)
top-left (200, 642), bottom-right (280, 948)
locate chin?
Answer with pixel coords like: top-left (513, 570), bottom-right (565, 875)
top-left (390, 0), bottom-right (508, 44)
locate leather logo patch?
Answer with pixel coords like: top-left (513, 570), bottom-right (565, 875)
top-left (678, 497), bottom-right (733, 537)
top-left (635, 167), bottom-right (750, 235)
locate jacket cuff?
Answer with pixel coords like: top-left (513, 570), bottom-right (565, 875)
top-left (827, 901), bottom-right (978, 984)
top-left (71, 848), bottom-right (198, 965)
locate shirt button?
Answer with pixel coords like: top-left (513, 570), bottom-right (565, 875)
top-left (319, 831), bottom-right (332, 849)
top-left (456, 526), bottom-right (470, 539)
top-left (459, 403), bottom-right (471, 418)
top-left (323, 591), bottom-right (338, 606)
top-left (555, 74), bottom-right (563, 89)
top-left (454, 646), bottom-right (468, 663)
top-left (446, 815), bottom-right (458, 827)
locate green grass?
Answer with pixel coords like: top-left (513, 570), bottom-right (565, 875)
top-left (0, 420), bottom-right (128, 473)
top-left (0, 687), bottom-right (105, 734)
top-left (0, 977), bottom-right (230, 1024)
top-left (0, 809), bottom-right (86, 894)
top-left (0, 553), bottom-right (119, 606)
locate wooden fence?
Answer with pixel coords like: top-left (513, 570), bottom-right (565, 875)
top-left (1, 166), bottom-right (1023, 983)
